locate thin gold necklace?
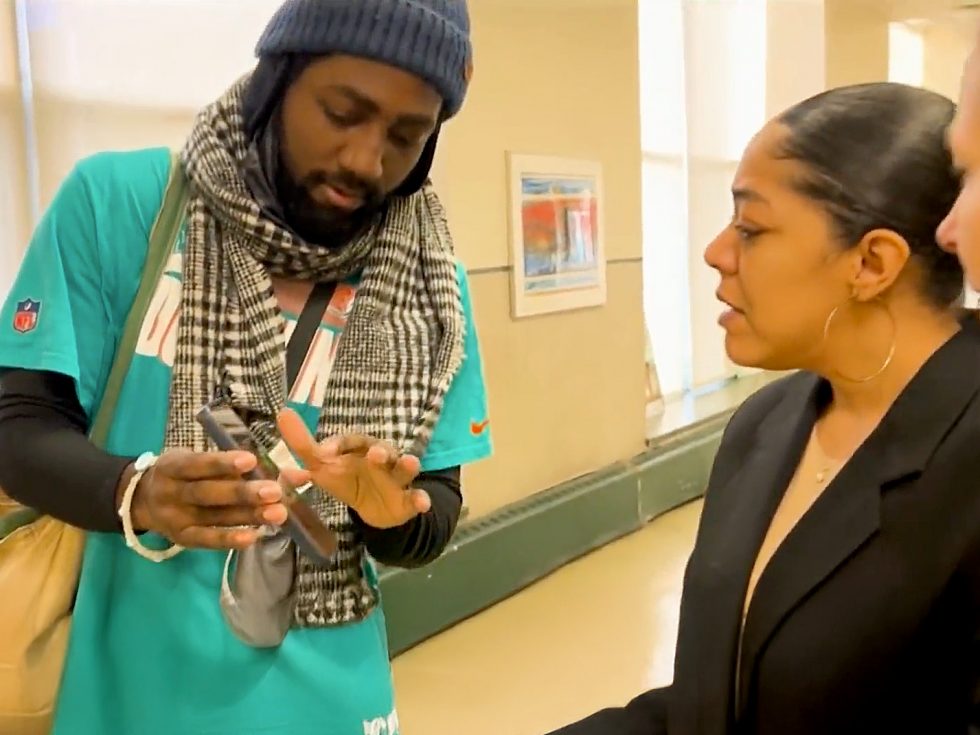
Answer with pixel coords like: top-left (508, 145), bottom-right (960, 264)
top-left (810, 430), bottom-right (845, 485)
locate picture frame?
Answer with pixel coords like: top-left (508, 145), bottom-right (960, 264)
top-left (506, 153), bottom-right (607, 318)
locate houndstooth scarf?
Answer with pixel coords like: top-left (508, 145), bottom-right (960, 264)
top-left (166, 77), bottom-right (464, 626)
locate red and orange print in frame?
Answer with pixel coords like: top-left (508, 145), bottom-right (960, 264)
top-left (507, 154), bottom-right (606, 318)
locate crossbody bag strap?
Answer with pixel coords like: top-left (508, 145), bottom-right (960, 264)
top-left (285, 282), bottom-right (337, 393)
top-left (89, 152), bottom-right (189, 448)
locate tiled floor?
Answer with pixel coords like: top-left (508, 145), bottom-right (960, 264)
top-left (391, 500), bottom-right (704, 735)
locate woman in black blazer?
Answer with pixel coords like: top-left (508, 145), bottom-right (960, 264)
top-left (551, 83), bottom-right (979, 735)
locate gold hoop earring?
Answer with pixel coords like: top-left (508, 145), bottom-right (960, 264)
top-left (821, 298), bottom-right (896, 384)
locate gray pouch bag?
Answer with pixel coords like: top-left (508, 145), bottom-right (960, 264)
top-left (220, 526), bottom-right (296, 648)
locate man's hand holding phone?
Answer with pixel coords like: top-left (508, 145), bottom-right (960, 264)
top-left (277, 408), bottom-right (429, 530)
top-left (118, 449), bottom-right (310, 550)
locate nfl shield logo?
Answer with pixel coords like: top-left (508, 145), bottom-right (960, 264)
top-left (13, 299), bottom-right (41, 334)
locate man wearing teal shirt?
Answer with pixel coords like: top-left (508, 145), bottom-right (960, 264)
top-left (0, 1), bottom-right (490, 733)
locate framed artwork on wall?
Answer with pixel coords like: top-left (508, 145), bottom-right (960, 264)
top-left (506, 153), bottom-right (607, 318)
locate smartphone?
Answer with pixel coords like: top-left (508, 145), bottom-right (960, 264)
top-left (195, 401), bottom-right (338, 565)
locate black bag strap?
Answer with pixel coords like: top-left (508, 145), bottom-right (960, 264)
top-left (285, 281), bottom-right (337, 392)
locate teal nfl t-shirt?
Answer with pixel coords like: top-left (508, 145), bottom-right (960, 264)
top-left (0, 148), bottom-right (492, 735)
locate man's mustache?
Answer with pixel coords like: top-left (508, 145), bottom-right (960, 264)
top-left (301, 171), bottom-right (383, 208)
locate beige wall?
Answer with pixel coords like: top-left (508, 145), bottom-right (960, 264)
top-left (823, 1), bottom-right (972, 97)
top-left (767, 0), bottom-right (827, 118)
top-left (21, 0), bottom-right (648, 519)
top-left (922, 24), bottom-right (971, 100)
top-left (0, 0), bottom-right (31, 294)
top-left (33, 98), bottom-right (192, 206)
top-left (447, 0), bottom-right (646, 517)
top-left (822, 0), bottom-right (972, 101)
top-left (824, 0), bottom-right (889, 87)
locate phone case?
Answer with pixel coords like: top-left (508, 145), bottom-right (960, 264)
top-left (195, 402), bottom-right (338, 565)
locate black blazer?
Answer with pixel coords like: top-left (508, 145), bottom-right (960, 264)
top-left (552, 321), bottom-right (980, 735)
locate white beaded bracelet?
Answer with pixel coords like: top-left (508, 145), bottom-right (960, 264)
top-left (117, 452), bottom-right (183, 563)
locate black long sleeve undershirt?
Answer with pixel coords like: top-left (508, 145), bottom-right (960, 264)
top-left (0, 369), bottom-right (131, 532)
top-left (0, 369), bottom-right (462, 567)
top-left (349, 466), bottom-right (462, 568)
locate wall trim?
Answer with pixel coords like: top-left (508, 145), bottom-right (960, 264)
top-left (379, 412), bottom-right (731, 656)
top-left (467, 257), bottom-right (642, 277)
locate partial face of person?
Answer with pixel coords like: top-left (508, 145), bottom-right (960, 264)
top-left (278, 55), bottom-right (442, 242)
top-left (938, 44), bottom-right (980, 291)
top-left (703, 122), bottom-right (861, 372)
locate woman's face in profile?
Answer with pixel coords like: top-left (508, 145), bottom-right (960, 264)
top-left (939, 47), bottom-right (980, 290)
top-left (704, 122), bottom-right (856, 372)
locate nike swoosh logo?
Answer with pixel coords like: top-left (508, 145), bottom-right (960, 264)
top-left (470, 419), bottom-right (490, 436)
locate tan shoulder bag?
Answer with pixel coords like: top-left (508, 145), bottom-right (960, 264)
top-left (0, 155), bottom-right (188, 734)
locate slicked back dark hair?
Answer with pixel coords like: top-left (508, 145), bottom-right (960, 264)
top-left (778, 82), bottom-right (963, 307)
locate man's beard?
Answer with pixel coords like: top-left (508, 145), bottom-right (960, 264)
top-left (276, 166), bottom-right (387, 248)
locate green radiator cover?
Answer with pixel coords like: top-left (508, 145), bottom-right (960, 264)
top-left (378, 413), bottom-right (730, 656)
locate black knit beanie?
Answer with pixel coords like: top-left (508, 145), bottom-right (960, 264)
top-left (256, 0), bottom-right (472, 119)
